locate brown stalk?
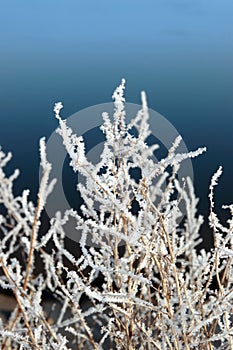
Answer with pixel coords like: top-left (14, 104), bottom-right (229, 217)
top-left (0, 257), bottom-right (39, 349)
top-left (2, 173), bottom-right (47, 348)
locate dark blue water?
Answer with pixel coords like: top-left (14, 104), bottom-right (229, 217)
top-left (0, 1), bottom-right (232, 248)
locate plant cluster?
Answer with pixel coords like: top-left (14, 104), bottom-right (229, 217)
top-left (0, 80), bottom-right (232, 349)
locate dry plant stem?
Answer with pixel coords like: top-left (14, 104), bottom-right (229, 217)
top-left (137, 182), bottom-right (181, 348)
top-left (141, 236), bottom-right (180, 350)
top-left (150, 201), bottom-right (190, 350)
top-left (56, 274), bottom-right (99, 350)
top-left (183, 288), bottom-right (213, 350)
top-left (162, 221), bottom-right (190, 350)
top-left (207, 190), bottom-right (233, 349)
top-left (1, 201), bottom-right (40, 348)
top-left (1, 258), bottom-right (59, 349)
top-left (2, 180), bottom-right (48, 348)
top-left (0, 258), bottom-right (39, 349)
top-left (207, 258), bottom-right (233, 349)
top-left (209, 181), bottom-right (225, 296)
top-left (124, 217), bottom-right (135, 349)
top-left (126, 247), bottom-right (134, 349)
top-left (24, 195), bottom-right (42, 289)
top-left (220, 260), bottom-right (233, 349)
top-left (112, 237), bottom-right (123, 334)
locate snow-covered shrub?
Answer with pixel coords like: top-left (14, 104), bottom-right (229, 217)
top-left (0, 80), bottom-right (232, 349)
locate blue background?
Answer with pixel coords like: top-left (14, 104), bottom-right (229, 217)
top-left (0, 0), bottom-right (232, 246)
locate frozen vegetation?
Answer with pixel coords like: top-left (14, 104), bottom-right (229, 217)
top-left (0, 80), bottom-right (232, 349)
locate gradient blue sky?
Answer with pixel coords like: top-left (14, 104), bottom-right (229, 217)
top-left (0, 0), bottom-right (232, 221)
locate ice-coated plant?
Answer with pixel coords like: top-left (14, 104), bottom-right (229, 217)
top-left (0, 80), bottom-right (232, 349)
